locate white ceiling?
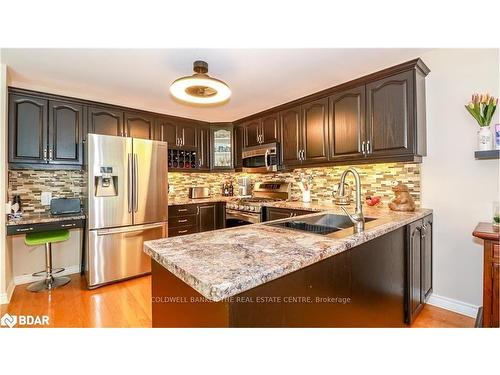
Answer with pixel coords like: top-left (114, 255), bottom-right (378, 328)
top-left (2, 49), bottom-right (431, 122)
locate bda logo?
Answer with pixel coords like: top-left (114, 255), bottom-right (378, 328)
top-left (1, 313), bottom-right (17, 328)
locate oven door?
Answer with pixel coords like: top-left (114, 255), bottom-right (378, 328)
top-left (226, 209), bottom-right (261, 227)
top-left (242, 144), bottom-right (279, 173)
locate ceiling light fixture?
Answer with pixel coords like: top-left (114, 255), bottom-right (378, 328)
top-left (170, 60), bottom-right (231, 105)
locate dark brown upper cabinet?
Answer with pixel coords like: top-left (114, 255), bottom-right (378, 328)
top-left (301, 98), bottom-right (329, 164)
top-left (279, 106), bottom-right (302, 167)
top-left (8, 94), bottom-right (48, 166)
top-left (233, 125), bottom-right (244, 169)
top-left (125, 111), bottom-right (155, 139)
top-left (48, 100), bottom-right (84, 165)
top-left (198, 126), bottom-right (211, 170)
top-left (178, 121), bottom-right (198, 148)
top-left (88, 106), bottom-right (124, 137)
top-left (261, 114), bottom-right (279, 143)
top-left (244, 119), bottom-right (261, 148)
top-left (154, 118), bottom-right (177, 146)
top-left (243, 115), bottom-right (279, 148)
top-left (365, 70), bottom-right (414, 158)
top-left (329, 86), bottom-right (366, 161)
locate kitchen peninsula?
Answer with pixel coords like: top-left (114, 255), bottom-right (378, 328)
top-left (144, 203), bottom-right (433, 327)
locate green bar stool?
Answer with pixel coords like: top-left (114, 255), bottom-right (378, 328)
top-left (24, 230), bottom-right (71, 292)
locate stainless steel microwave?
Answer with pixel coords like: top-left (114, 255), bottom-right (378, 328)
top-left (242, 143), bottom-right (280, 173)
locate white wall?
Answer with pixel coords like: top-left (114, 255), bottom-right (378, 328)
top-left (419, 49), bottom-right (499, 310)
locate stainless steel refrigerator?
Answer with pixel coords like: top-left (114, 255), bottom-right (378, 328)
top-left (85, 134), bottom-right (168, 288)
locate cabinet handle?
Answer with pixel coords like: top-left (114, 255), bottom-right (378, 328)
top-left (366, 140), bottom-right (371, 154)
top-left (49, 149), bottom-right (53, 161)
top-left (178, 219), bottom-right (188, 223)
top-left (361, 141), bottom-right (366, 156)
top-left (178, 229), bottom-right (188, 234)
top-left (61, 223), bottom-right (76, 227)
top-left (177, 208), bottom-right (188, 212)
top-left (43, 149), bottom-right (48, 162)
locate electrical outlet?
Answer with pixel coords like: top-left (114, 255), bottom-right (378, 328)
top-left (41, 192), bottom-right (52, 206)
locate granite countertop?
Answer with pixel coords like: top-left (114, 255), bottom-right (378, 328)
top-left (144, 203), bottom-right (432, 302)
top-left (6, 212), bottom-right (86, 226)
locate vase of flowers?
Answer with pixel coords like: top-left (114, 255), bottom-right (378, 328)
top-left (465, 93), bottom-right (498, 151)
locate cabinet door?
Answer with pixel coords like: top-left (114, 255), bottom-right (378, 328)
top-left (264, 207), bottom-right (310, 222)
top-left (421, 215), bottom-right (433, 301)
top-left (279, 106), bottom-right (302, 167)
top-left (8, 94), bottom-right (48, 165)
top-left (88, 106), bottom-right (124, 137)
top-left (408, 220), bottom-right (423, 323)
top-left (125, 112), bottom-right (155, 139)
top-left (155, 118), bottom-right (178, 146)
top-left (211, 127), bottom-right (233, 170)
top-left (198, 204), bottom-right (217, 232)
top-left (234, 125), bottom-right (244, 169)
top-left (261, 114), bottom-right (279, 143)
top-left (244, 119), bottom-right (261, 147)
top-left (179, 122), bottom-right (198, 148)
top-left (198, 126), bottom-right (211, 170)
top-left (48, 100), bottom-right (84, 165)
top-left (366, 70), bottom-right (415, 157)
top-left (301, 98), bottom-right (329, 164)
top-left (329, 86), bottom-right (365, 160)
top-left (493, 259), bottom-right (499, 327)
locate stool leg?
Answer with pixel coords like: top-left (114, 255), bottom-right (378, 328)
top-left (27, 242), bottom-right (71, 292)
top-left (45, 242), bottom-right (54, 286)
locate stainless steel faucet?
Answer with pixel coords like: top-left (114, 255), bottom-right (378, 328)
top-left (338, 167), bottom-right (365, 233)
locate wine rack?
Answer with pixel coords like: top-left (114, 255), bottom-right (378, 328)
top-left (168, 149), bottom-right (199, 170)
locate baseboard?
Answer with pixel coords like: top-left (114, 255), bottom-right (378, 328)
top-left (0, 280), bottom-right (15, 305)
top-left (14, 264), bottom-right (80, 286)
top-left (427, 293), bottom-right (479, 318)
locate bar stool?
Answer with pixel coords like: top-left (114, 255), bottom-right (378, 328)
top-left (24, 230), bottom-right (71, 292)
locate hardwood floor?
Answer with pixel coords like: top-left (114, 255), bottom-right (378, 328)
top-left (1, 274), bottom-right (475, 328)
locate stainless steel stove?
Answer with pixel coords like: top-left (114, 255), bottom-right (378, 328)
top-left (226, 181), bottom-right (291, 226)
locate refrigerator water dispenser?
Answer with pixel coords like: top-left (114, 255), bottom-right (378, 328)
top-left (95, 166), bottom-right (118, 197)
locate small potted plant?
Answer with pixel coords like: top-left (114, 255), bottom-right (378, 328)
top-left (465, 93), bottom-right (498, 150)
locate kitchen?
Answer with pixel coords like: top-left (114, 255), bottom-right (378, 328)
top-left (2, 2), bottom-right (500, 374)
top-left (0, 48), bottom-right (498, 330)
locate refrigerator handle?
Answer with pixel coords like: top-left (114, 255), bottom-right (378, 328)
top-left (133, 153), bottom-right (139, 212)
top-left (127, 153), bottom-right (133, 213)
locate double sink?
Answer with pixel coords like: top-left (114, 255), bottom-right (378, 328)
top-left (265, 213), bottom-right (377, 236)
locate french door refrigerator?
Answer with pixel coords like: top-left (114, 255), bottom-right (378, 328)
top-left (85, 134), bottom-right (168, 288)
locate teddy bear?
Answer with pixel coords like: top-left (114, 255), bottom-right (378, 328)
top-left (388, 182), bottom-right (415, 212)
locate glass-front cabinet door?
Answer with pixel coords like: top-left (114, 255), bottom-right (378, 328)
top-left (211, 125), bottom-right (233, 170)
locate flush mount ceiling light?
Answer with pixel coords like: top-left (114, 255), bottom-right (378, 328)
top-left (170, 60), bottom-right (231, 105)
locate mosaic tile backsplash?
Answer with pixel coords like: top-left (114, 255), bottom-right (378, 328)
top-left (8, 170), bottom-right (85, 213)
top-left (168, 162), bottom-right (421, 206)
top-left (8, 162), bottom-right (420, 214)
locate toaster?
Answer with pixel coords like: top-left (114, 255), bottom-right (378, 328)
top-left (188, 187), bottom-right (210, 199)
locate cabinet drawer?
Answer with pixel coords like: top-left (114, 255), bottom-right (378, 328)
top-left (168, 225), bottom-right (198, 237)
top-left (169, 215), bottom-right (197, 228)
top-left (168, 204), bottom-right (198, 217)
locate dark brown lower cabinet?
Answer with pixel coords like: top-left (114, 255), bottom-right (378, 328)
top-left (263, 207), bottom-right (313, 222)
top-left (407, 214), bottom-right (433, 324)
top-left (168, 202), bottom-right (225, 237)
